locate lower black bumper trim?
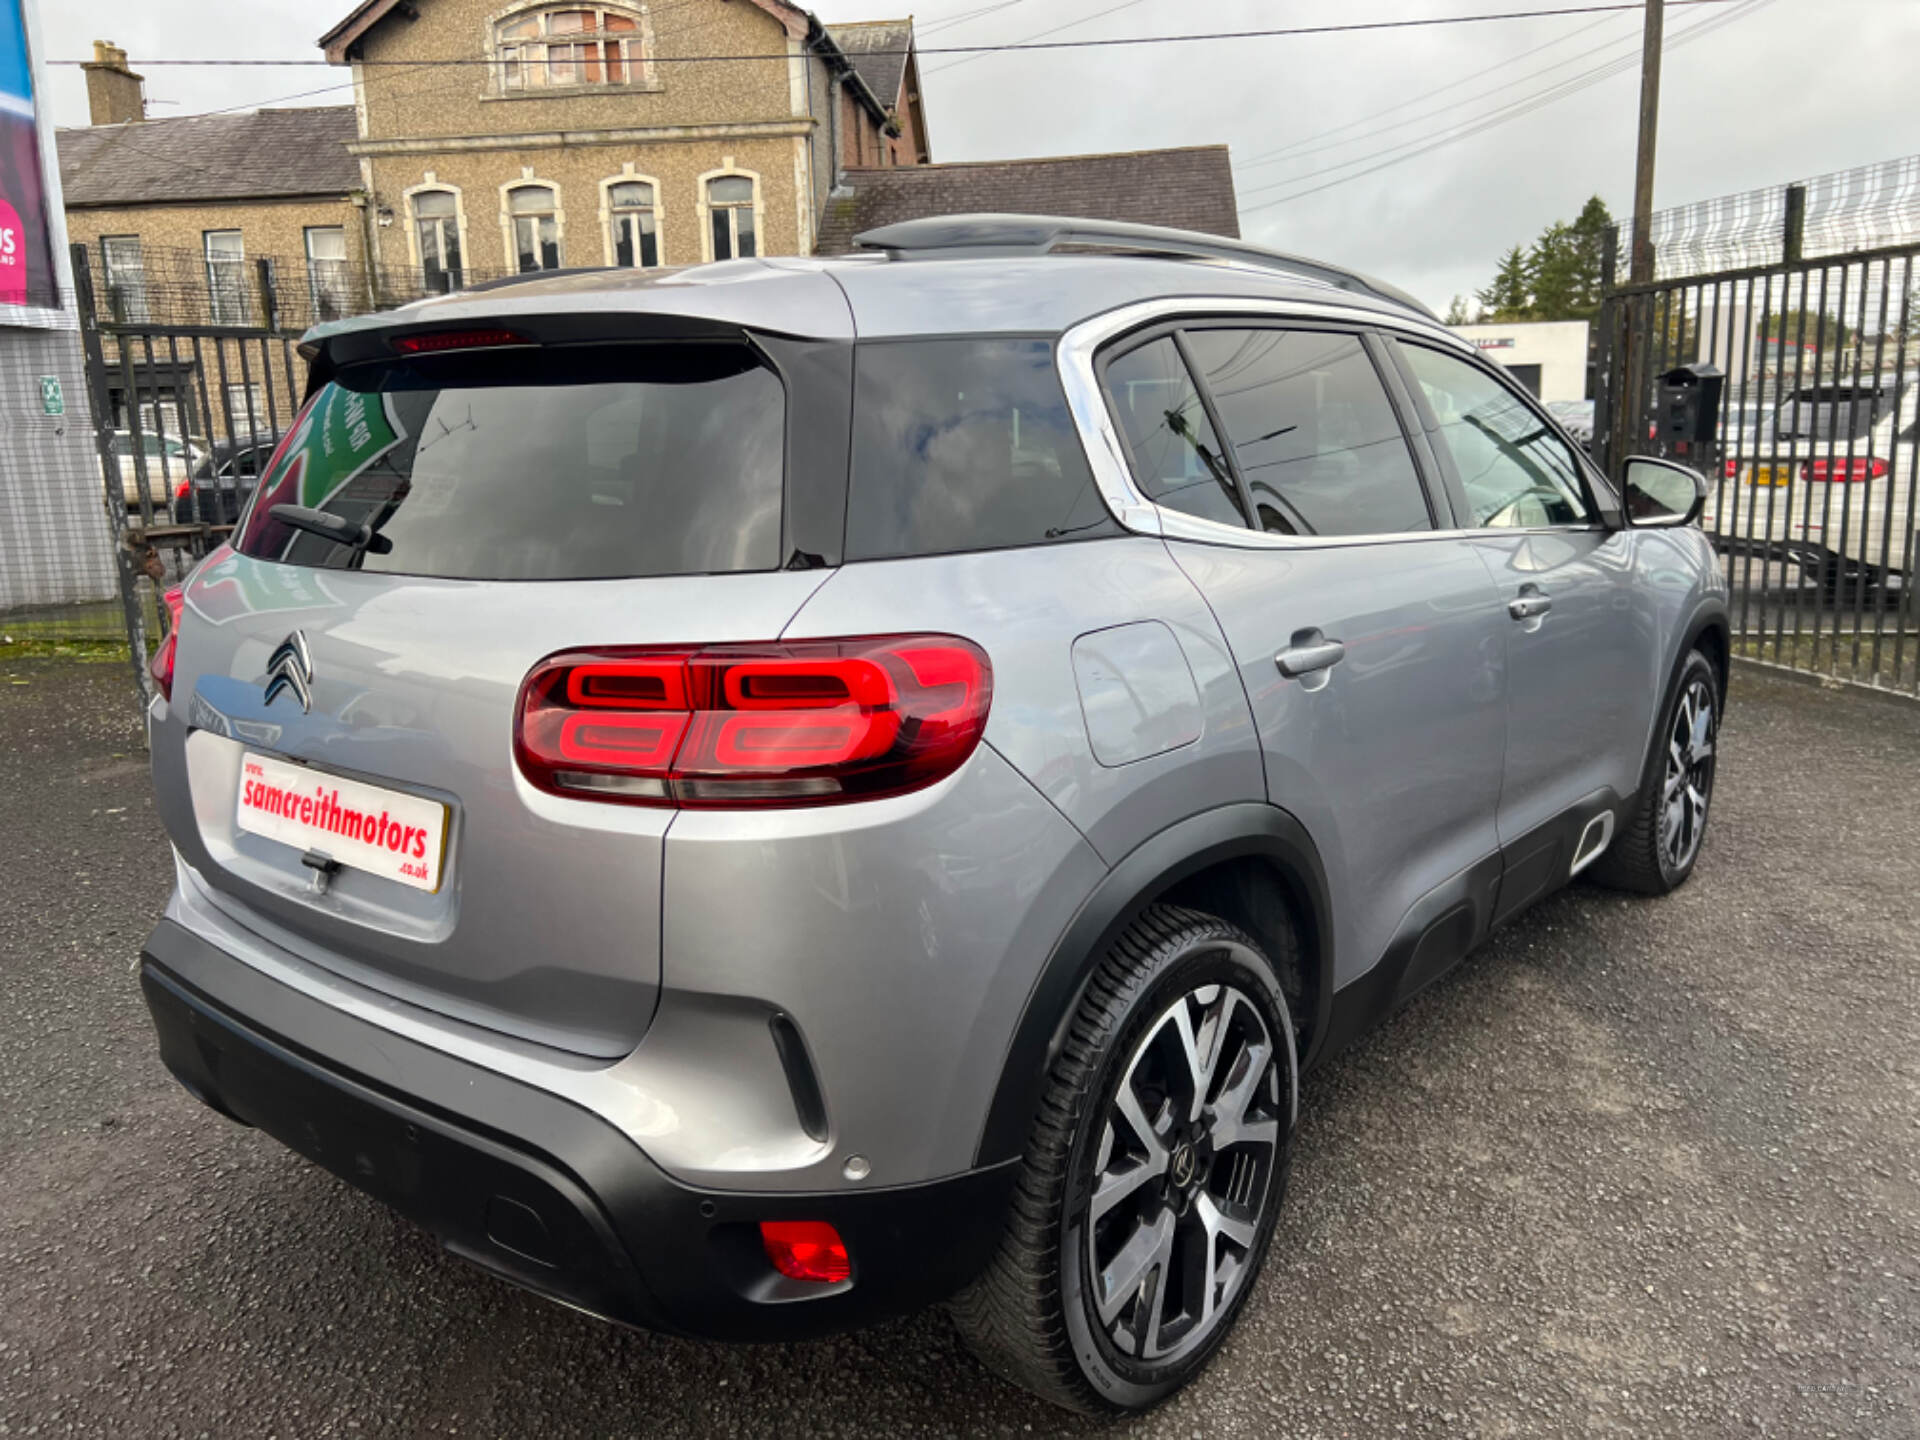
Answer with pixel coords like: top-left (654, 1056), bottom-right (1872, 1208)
top-left (139, 919), bottom-right (1016, 1342)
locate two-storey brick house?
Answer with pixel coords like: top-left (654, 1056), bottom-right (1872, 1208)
top-left (321, 0), bottom-right (916, 284)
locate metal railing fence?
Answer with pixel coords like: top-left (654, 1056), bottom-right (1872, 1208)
top-left (87, 240), bottom-right (515, 332)
top-left (1596, 235), bottom-right (1920, 697)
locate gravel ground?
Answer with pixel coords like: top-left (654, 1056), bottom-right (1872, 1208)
top-left (2, 659), bottom-right (1916, 1439)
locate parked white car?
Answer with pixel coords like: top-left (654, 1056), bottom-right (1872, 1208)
top-left (109, 430), bottom-right (209, 513)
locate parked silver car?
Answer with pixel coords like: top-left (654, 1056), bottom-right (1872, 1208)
top-left (137, 216), bottom-right (1728, 1414)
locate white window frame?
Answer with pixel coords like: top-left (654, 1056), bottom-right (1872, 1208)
top-left (204, 230), bottom-right (248, 325)
top-left (101, 235), bottom-right (148, 322)
top-left (304, 225), bottom-right (352, 320)
top-left (696, 165), bottom-right (763, 263)
top-left (598, 165), bottom-right (665, 268)
top-left (500, 175), bottom-right (566, 274)
top-left (224, 382), bottom-right (268, 438)
top-left (404, 176), bottom-right (470, 294)
top-left (486, 2), bottom-right (660, 95)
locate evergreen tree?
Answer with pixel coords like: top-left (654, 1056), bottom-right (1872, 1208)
top-left (1530, 222), bottom-right (1580, 320)
top-left (1443, 294), bottom-right (1472, 326)
top-left (1475, 196), bottom-right (1616, 324)
top-left (1563, 195), bottom-right (1615, 317)
top-left (1476, 245), bottom-right (1533, 321)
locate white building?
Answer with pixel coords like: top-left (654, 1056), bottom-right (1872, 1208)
top-left (0, 0), bottom-right (115, 618)
top-left (1448, 319), bottom-right (1590, 404)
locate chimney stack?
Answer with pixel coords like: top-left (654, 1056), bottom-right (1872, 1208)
top-left (82, 41), bottom-right (146, 126)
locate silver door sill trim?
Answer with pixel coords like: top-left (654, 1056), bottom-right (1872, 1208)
top-left (1569, 810), bottom-right (1616, 877)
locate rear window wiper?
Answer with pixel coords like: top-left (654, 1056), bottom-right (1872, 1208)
top-left (269, 503), bottom-right (394, 555)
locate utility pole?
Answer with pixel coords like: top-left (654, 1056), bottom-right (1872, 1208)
top-left (1629, 0), bottom-right (1664, 283)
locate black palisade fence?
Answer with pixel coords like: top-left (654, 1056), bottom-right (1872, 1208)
top-left (1595, 167), bottom-right (1920, 698)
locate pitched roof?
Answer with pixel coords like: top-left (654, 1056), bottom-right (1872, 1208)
top-left (826, 19), bottom-right (913, 109)
top-left (815, 145), bottom-right (1239, 255)
top-left (56, 108), bottom-right (362, 208)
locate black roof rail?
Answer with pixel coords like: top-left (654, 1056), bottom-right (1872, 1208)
top-left (852, 213), bottom-right (1433, 318)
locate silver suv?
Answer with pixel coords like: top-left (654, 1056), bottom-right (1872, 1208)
top-left (138, 216), bottom-right (1727, 1414)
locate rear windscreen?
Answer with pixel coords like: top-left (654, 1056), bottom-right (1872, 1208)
top-left (1773, 383), bottom-right (1902, 443)
top-left (845, 338), bottom-right (1118, 560)
top-left (236, 344), bottom-right (785, 580)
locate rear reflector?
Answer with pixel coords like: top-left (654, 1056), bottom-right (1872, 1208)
top-left (759, 1221), bottom-right (851, 1284)
top-left (390, 328), bottom-right (529, 354)
top-left (514, 636), bottom-right (992, 809)
top-left (151, 585), bottom-right (186, 702)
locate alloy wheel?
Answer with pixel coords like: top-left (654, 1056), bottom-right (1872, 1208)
top-left (1083, 980), bottom-right (1283, 1365)
top-left (1661, 675), bottom-right (1716, 872)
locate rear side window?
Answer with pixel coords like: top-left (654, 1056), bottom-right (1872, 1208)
top-left (1104, 337), bottom-right (1250, 528)
top-left (1183, 327), bottom-right (1431, 536)
top-left (236, 344), bottom-right (784, 580)
top-left (845, 338), bottom-right (1118, 560)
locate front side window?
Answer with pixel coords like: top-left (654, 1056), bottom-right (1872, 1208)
top-left (706, 176), bottom-right (757, 261)
top-left (305, 226), bottom-right (351, 321)
top-left (1104, 336), bottom-right (1248, 528)
top-left (608, 180), bottom-right (659, 267)
top-left (847, 338), bottom-right (1118, 559)
top-left (1401, 343), bottom-right (1595, 529)
top-left (508, 184), bottom-right (562, 273)
top-left (101, 235), bottom-right (147, 322)
top-left (204, 230), bottom-right (247, 324)
top-left (498, 6), bottom-right (643, 90)
top-left (1184, 327), bottom-right (1431, 536)
top-left (412, 190), bottom-right (463, 294)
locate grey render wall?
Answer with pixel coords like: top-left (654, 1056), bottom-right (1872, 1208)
top-left (0, 319), bottom-right (117, 614)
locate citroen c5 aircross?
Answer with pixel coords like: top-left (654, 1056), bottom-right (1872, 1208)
top-left (138, 215), bottom-right (1728, 1413)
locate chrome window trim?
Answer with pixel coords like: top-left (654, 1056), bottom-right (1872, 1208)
top-left (1057, 295), bottom-right (1605, 551)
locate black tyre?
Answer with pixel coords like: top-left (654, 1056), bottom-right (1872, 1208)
top-left (951, 904), bottom-right (1298, 1414)
top-left (1591, 647), bottom-right (1720, 895)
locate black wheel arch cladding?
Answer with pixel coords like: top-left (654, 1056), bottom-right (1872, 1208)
top-left (975, 802), bottom-right (1333, 1169)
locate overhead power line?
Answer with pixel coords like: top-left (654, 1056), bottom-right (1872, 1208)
top-left (925, 0), bottom-right (1161, 77)
top-left (48, 2), bottom-right (1745, 69)
top-left (1232, 10), bottom-right (1628, 172)
top-left (1238, 0), bottom-right (1773, 213)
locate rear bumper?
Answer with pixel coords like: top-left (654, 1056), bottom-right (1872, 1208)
top-left (139, 919), bottom-right (1016, 1341)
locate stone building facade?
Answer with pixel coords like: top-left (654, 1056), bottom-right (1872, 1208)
top-left (59, 6), bottom-right (919, 319)
top-left (326, 0), bottom-right (914, 279)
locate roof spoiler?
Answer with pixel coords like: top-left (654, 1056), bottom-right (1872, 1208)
top-left (852, 213), bottom-right (1433, 318)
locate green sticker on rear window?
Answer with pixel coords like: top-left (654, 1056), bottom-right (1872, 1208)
top-left (293, 386), bottom-right (405, 510)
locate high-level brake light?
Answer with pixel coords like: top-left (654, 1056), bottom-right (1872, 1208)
top-left (389, 329), bottom-right (530, 355)
top-left (514, 637), bottom-right (992, 809)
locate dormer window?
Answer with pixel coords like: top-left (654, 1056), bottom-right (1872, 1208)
top-left (496, 7), bottom-right (650, 91)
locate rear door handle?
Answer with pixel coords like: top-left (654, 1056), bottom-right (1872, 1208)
top-left (1508, 588), bottom-right (1552, 620)
top-left (1275, 630), bottom-right (1346, 680)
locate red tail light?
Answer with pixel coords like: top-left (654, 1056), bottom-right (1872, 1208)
top-left (1803, 456), bottom-right (1887, 483)
top-left (515, 636), bottom-right (992, 808)
top-left (151, 585), bottom-right (185, 702)
top-left (759, 1221), bottom-right (850, 1284)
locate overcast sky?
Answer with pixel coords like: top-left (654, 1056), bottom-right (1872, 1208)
top-left (37, 0), bottom-right (1920, 310)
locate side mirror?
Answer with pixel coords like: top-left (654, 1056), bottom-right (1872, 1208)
top-left (1622, 455), bottom-right (1707, 528)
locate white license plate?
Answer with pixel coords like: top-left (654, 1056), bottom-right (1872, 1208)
top-left (236, 751), bottom-right (448, 893)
